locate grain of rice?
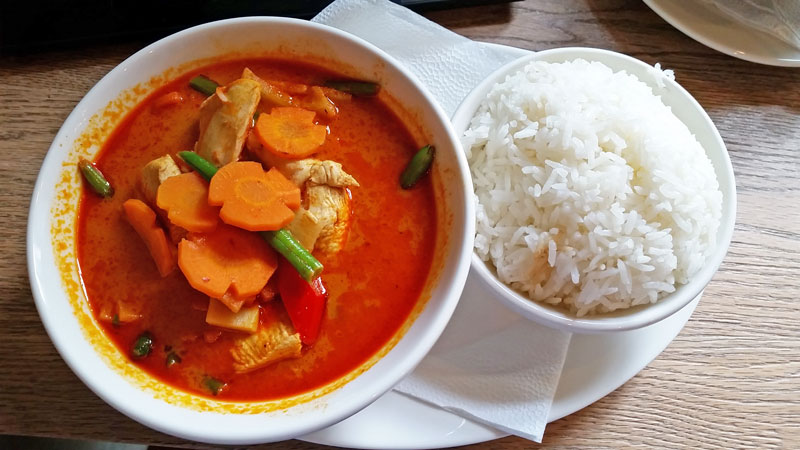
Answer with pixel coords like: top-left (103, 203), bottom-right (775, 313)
top-left (465, 59), bottom-right (722, 316)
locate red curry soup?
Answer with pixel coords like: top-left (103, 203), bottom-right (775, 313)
top-left (77, 59), bottom-right (438, 401)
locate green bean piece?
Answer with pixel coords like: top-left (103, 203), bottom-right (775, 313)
top-left (178, 151), bottom-right (218, 181)
top-left (189, 75), bottom-right (219, 96)
top-left (178, 151), bottom-right (324, 280)
top-left (166, 351), bottom-right (182, 368)
top-left (400, 145), bottom-right (435, 189)
top-left (203, 376), bottom-right (225, 396)
top-left (78, 158), bottom-right (114, 197)
top-left (261, 230), bottom-right (323, 282)
top-left (131, 332), bottom-right (153, 358)
top-left (324, 80), bottom-right (380, 96)
top-left (111, 314), bottom-right (120, 328)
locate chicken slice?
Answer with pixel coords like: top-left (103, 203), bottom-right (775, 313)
top-left (195, 78), bottom-right (261, 167)
top-left (282, 158), bottom-right (359, 188)
top-left (305, 185), bottom-right (352, 254)
top-left (286, 207), bottom-right (325, 251)
top-left (230, 316), bottom-right (302, 373)
top-left (140, 155), bottom-right (181, 205)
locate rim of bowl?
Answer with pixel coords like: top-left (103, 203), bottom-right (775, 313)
top-left (27, 16), bottom-right (474, 443)
top-left (452, 47), bottom-right (736, 334)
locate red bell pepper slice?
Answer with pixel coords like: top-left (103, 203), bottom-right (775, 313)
top-left (278, 259), bottom-right (327, 345)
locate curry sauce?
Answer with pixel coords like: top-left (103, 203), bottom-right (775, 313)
top-left (77, 59), bottom-right (438, 401)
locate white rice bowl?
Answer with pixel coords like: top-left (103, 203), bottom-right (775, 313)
top-left (463, 58), bottom-right (722, 317)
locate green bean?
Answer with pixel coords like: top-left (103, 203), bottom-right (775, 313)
top-left (189, 75), bottom-right (218, 96)
top-left (324, 80), bottom-right (380, 96)
top-left (178, 151), bottom-right (217, 181)
top-left (261, 229), bottom-right (323, 282)
top-left (131, 332), bottom-right (153, 358)
top-left (203, 376), bottom-right (225, 396)
top-left (78, 158), bottom-right (114, 197)
top-left (111, 314), bottom-right (120, 328)
top-left (400, 145), bottom-right (435, 189)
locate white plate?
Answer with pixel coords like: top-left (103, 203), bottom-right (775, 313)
top-left (644, 0), bottom-right (800, 67)
top-left (301, 43), bottom-right (702, 449)
top-left (303, 275), bottom-right (699, 449)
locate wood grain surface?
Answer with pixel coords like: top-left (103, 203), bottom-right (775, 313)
top-left (1, 0), bottom-right (798, 448)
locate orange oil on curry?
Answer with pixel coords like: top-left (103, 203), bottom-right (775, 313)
top-left (76, 58), bottom-right (438, 401)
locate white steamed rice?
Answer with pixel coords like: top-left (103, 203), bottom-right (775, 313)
top-left (463, 59), bottom-right (722, 316)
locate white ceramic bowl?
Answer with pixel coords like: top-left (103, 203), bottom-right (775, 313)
top-left (27, 18), bottom-right (473, 444)
top-left (452, 47), bottom-right (736, 334)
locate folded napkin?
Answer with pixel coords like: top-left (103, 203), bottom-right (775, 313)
top-left (701, 0), bottom-right (800, 50)
top-left (313, 0), bottom-right (572, 442)
top-left (394, 270), bottom-right (572, 442)
top-left (313, 0), bottom-right (517, 117)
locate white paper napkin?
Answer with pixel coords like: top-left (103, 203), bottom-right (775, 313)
top-left (313, 0), bottom-right (572, 442)
top-left (313, 0), bottom-right (518, 117)
top-left (395, 270), bottom-right (572, 442)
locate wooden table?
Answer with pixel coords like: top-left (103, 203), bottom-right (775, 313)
top-left (1, 1), bottom-right (798, 448)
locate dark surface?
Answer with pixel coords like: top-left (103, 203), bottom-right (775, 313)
top-left (0, 0), bottom-right (515, 54)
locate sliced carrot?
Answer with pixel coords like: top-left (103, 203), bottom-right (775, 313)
top-left (123, 199), bottom-right (176, 277)
top-left (254, 107), bottom-right (326, 160)
top-left (263, 166), bottom-right (301, 209)
top-left (156, 172), bottom-right (219, 232)
top-left (208, 161), bottom-right (299, 231)
top-left (177, 224), bottom-right (278, 308)
top-left (216, 195), bottom-right (291, 232)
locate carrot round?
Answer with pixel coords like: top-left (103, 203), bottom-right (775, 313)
top-left (262, 166), bottom-right (301, 209)
top-left (178, 224), bottom-right (278, 309)
top-left (123, 199), bottom-right (176, 277)
top-left (254, 107), bottom-right (326, 159)
top-left (208, 161), bottom-right (299, 231)
top-left (156, 172), bottom-right (219, 232)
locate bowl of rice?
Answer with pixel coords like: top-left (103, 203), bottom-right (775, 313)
top-left (453, 47), bottom-right (736, 333)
